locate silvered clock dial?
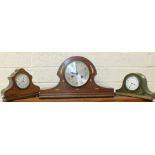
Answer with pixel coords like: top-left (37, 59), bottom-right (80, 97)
top-left (65, 61), bottom-right (90, 87)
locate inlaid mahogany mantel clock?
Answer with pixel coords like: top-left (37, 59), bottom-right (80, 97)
top-left (1, 68), bottom-right (40, 101)
top-left (39, 56), bottom-right (115, 98)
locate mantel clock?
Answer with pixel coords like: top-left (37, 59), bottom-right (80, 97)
top-left (1, 68), bottom-right (40, 101)
top-left (40, 56), bottom-right (114, 98)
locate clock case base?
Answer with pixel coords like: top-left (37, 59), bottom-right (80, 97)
top-left (40, 87), bottom-right (114, 99)
top-left (3, 93), bottom-right (39, 102)
top-left (39, 56), bottom-right (114, 99)
top-left (116, 92), bottom-right (153, 101)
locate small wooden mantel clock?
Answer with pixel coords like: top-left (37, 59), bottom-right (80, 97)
top-left (40, 56), bottom-right (114, 99)
top-left (1, 68), bottom-right (40, 101)
top-left (116, 73), bottom-right (155, 100)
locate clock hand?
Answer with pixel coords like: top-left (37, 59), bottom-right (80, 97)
top-left (75, 63), bottom-right (78, 74)
top-left (129, 83), bottom-right (135, 88)
top-left (71, 71), bottom-right (78, 75)
top-left (22, 77), bottom-right (25, 82)
top-left (131, 83), bottom-right (135, 85)
top-left (129, 84), bottom-right (132, 89)
top-left (18, 81), bottom-right (24, 85)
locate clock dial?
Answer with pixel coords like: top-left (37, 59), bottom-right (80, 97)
top-left (15, 74), bottom-right (30, 89)
top-left (125, 76), bottom-right (140, 91)
top-left (65, 61), bottom-right (90, 87)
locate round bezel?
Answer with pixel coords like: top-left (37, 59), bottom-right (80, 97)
top-left (15, 73), bottom-right (30, 89)
top-left (64, 60), bottom-right (90, 87)
top-left (124, 74), bottom-right (140, 92)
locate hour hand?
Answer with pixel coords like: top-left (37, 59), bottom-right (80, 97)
top-left (71, 71), bottom-right (78, 75)
top-left (131, 82), bottom-right (135, 85)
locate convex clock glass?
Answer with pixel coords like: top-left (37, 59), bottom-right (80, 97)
top-left (15, 73), bottom-right (30, 89)
top-left (125, 75), bottom-right (140, 91)
top-left (65, 61), bottom-right (90, 87)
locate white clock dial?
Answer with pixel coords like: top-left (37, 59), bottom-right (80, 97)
top-left (65, 61), bottom-right (90, 87)
top-left (125, 76), bottom-right (140, 91)
top-left (15, 74), bottom-right (30, 89)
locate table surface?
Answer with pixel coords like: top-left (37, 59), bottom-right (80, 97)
top-left (13, 95), bottom-right (151, 102)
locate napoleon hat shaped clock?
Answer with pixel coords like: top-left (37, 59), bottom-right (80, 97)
top-left (40, 56), bottom-right (114, 98)
top-left (116, 73), bottom-right (155, 100)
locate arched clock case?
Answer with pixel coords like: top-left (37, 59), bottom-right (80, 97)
top-left (39, 56), bottom-right (115, 98)
top-left (1, 68), bottom-right (40, 101)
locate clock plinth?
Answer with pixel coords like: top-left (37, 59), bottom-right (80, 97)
top-left (39, 56), bottom-right (114, 99)
top-left (40, 81), bottom-right (114, 99)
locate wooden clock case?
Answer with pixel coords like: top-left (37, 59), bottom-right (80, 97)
top-left (1, 68), bottom-right (40, 101)
top-left (116, 73), bottom-right (155, 100)
top-left (40, 56), bottom-right (114, 99)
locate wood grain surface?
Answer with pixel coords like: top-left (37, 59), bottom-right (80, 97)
top-left (13, 95), bottom-right (150, 102)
